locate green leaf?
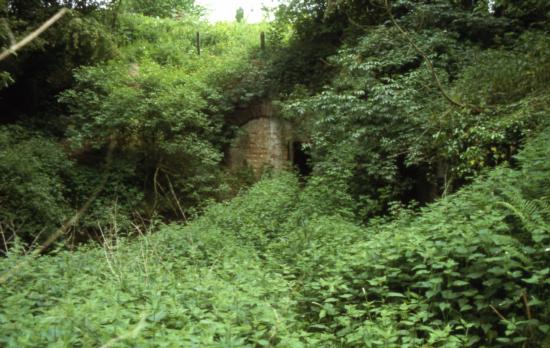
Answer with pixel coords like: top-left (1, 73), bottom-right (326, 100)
top-left (387, 292), bottom-right (405, 298)
top-left (522, 275), bottom-right (540, 284)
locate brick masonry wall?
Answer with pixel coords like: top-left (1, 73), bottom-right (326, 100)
top-left (227, 117), bottom-right (293, 175)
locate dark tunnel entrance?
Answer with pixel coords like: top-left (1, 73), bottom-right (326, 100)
top-left (292, 141), bottom-right (312, 177)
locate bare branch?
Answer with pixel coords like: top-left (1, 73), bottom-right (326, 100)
top-left (490, 305), bottom-right (507, 322)
top-left (0, 8), bottom-right (68, 62)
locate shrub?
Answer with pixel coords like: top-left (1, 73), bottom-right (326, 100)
top-left (0, 126), bottom-right (72, 244)
top-left (1, 128), bottom-right (548, 346)
top-left (268, 127), bottom-right (550, 347)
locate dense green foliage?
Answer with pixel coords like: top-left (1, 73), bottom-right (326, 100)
top-left (1, 127), bottom-right (549, 346)
top-left (1, 3), bottom-right (267, 242)
top-left (4, 0), bottom-right (546, 241)
top-left (1, 0), bottom-right (549, 346)
top-left (60, 15), bottom-right (267, 218)
top-left (0, 126), bottom-right (72, 241)
top-left (272, 0), bottom-right (550, 219)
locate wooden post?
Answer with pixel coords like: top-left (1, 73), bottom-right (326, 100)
top-left (260, 31), bottom-right (266, 51)
top-left (196, 31), bottom-right (200, 56)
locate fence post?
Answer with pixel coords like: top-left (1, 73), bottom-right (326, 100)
top-left (260, 31), bottom-right (265, 51)
top-left (196, 31), bottom-right (201, 56)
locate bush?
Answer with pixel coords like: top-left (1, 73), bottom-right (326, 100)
top-left (1, 128), bottom-right (548, 346)
top-left (0, 126), bottom-right (72, 244)
top-left (0, 174), bottom-right (305, 347)
top-left (455, 31), bottom-right (550, 106)
top-left (268, 127), bottom-right (550, 347)
top-left (59, 15), bottom-right (270, 219)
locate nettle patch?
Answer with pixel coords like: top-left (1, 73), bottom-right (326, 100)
top-left (1, 129), bottom-right (549, 347)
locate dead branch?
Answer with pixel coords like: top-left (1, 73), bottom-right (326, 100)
top-left (490, 305), bottom-right (507, 322)
top-left (165, 173), bottom-right (188, 223)
top-left (0, 8), bottom-right (68, 62)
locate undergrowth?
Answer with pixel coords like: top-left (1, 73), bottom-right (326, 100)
top-left (1, 126), bottom-right (549, 347)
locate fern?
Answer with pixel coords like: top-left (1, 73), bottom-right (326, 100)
top-left (499, 193), bottom-right (550, 244)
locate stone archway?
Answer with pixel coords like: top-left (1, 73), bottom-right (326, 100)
top-left (225, 100), bottom-right (308, 176)
top-left (227, 116), bottom-right (293, 175)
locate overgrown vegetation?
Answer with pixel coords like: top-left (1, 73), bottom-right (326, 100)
top-left (272, 0), bottom-right (550, 220)
top-left (1, 1), bottom-right (268, 242)
top-left (1, 0), bottom-right (549, 346)
top-left (1, 127), bottom-right (549, 346)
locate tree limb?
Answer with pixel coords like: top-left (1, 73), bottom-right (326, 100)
top-left (0, 8), bottom-right (68, 62)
